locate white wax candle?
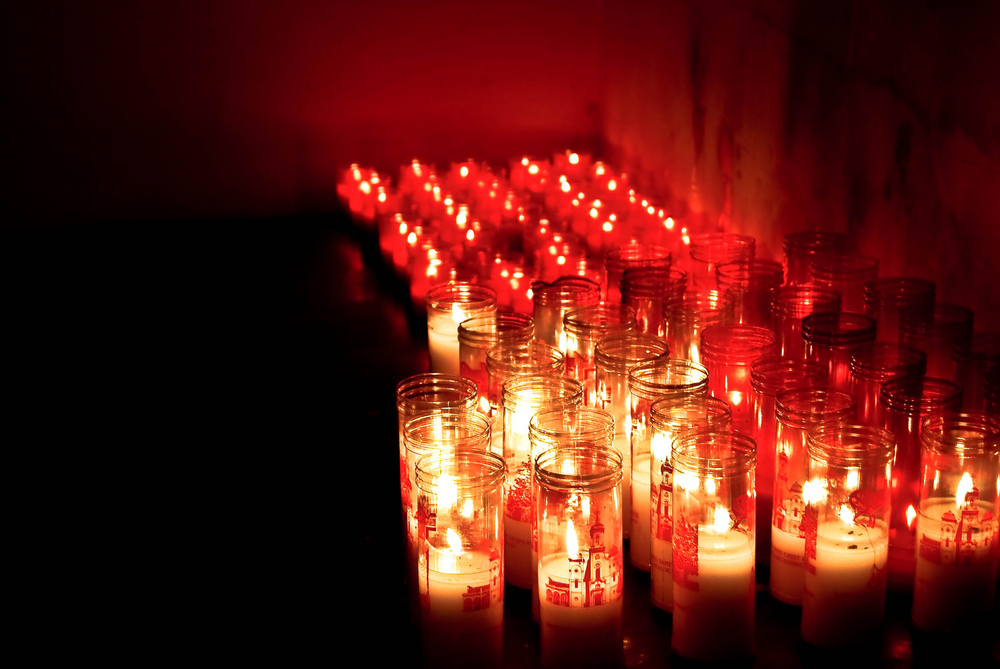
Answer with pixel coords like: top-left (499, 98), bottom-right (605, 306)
top-left (505, 516), bottom-right (532, 589)
top-left (650, 534), bottom-right (672, 610)
top-left (672, 530), bottom-right (755, 661)
top-left (428, 326), bottom-right (461, 376)
top-left (801, 520), bottom-right (888, 649)
top-left (630, 454), bottom-right (651, 570)
top-left (615, 433), bottom-right (632, 538)
top-left (424, 556), bottom-right (504, 669)
top-left (912, 500), bottom-right (997, 632)
top-left (769, 525), bottom-right (806, 605)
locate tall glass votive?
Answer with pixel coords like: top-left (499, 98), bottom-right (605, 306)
top-left (663, 289), bottom-right (735, 363)
top-left (899, 303), bottom-right (974, 382)
top-left (716, 258), bottom-right (784, 327)
top-left (532, 276), bottom-right (601, 350)
top-left (427, 282), bottom-right (498, 376)
top-left (769, 388), bottom-right (857, 605)
top-left (671, 429), bottom-right (756, 662)
top-left (952, 331), bottom-right (1000, 411)
top-left (809, 252), bottom-right (879, 314)
top-left (416, 449), bottom-right (506, 669)
top-left (802, 312), bottom-right (878, 394)
top-left (880, 377), bottom-right (963, 592)
top-left (749, 356), bottom-right (828, 566)
top-left (687, 232), bottom-right (755, 291)
top-left (986, 365), bottom-right (1000, 415)
top-left (783, 231), bottom-right (851, 286)
top-left (770, 284), bottom-right (842, 360)
top-left (800, 424), bottom-right (894, 649)
top-left (863, 276), bottom-right (935, 344)
top-left (458, 312), bottom-right (534, 414)
top-left (620, 266), bottom-right (686, 337)
top-left (501, 375), bottom-right (584, 591)
top-left (604, 242), bottom-right (672, 305)
top-left (849, 342), bottom-right (927, 427)
top-left (628, 359), bottom-right (710, 570)
top-left (700, 324), bottom-right (777, 433)
top-left (649, 396), bottom-right (733, 612)
top-left (533, 411), bottom-right (623, 669)
top-left (563, 303), bottom-right (637, 404)
top-left (912, 412), bottom-right (1000, 633)
top-left (487, 340), bottom-right (565, 452)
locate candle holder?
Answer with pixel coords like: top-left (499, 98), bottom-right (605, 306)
top-left (770, 284), bottom-right (842, 361)
top-left (562, 303), bottom-right (637, 404)
top-left (620, 267), bottom-right (687, 337)
top-left (686, 232), bottom-right (755, 291)
top-left (531, 276), bottom-right (601, 350)
top-left (809, 252), bottom-right (879, 314)
top-left (699, 324), bottom-right (776, 433)
top-left (671, 429), bottom-right (757, 662)
top-left (486, 340), bottom-right (565, 452)
top-left (912, 411), bottom-right (1000, 633)
top-left (716, 258), bottom-right (784, 327)
top-left (898, 303), bottom-right (974, 382)
top-left (663, 289), bottom-right (736, 364)
top-left (800, 423), bottom-right (894, 649)
top-left (769, 388), bottom-right (857, 605)
top-left (863, 276), bottom-right (936, 344)
top-left (648, 396), bottom-right (733, 612)
top-left (458, 312), bottom-right (534, 414)
top-left (952, 331), bottom-right (1000, 412)
top-left (802, 312), bottom-right (878, 394)
top-left (533, 410), bottom-right (623, 669)
top-left (415, 449), bottom-right (506, 669)
top-left (604, 242), bottom-right (672, 305)
top-left (782, 231), bottom-right (851, 286)
top-left (426, 282), bottom-right (498, 376)
top-left (849, 342), bottom-right (927, 427)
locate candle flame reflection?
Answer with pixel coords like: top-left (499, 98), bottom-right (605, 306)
top-left (566, 519), bottom-right (580, 559)
top-left (906, 504), bottom-right (916, 529)
top-left (956, 472), bottom-right (975, 508)
top-left (447, 527), bottom-right (463, 555)
top-left (838, 504), bottom-right (855, 525)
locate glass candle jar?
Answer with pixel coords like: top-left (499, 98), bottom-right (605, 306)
top-left (700, 324), bottom-right (777, 434)
top-left (783, 231), bottom-right (851, 286)
top-left (952, 332), bottom-right (1000, 412)
top-left (531, 276), bottom-right (601, 350)
top-left (849, 342), bottom-right (927, 427)
top-left (687, 232), bottom-right (755, 291)
top-left (770, 284), bottom-right (842, 361)
top-left (563, 303), bottom-right (637, 404)
top-left (604, 242), bottom-right (672, 305)
top-left (912, 412), bottom-right (1000, 633)
top-left (486, 340), bottom-right (565, 452)
top-left (628, 359), bottom-right (710, 569)
top-left (899, 303), bottom-right (974, 382)
top-left (533, 411), bottom-right (623, 669)
top-left (749, 356), bottom-right (828, 566)
top-left (802, 312), bottom-right (878, 394)
top-left (671, 429), bottom-right (757, 662)
top-left (769, 388), bottom-right (857, 605)
top-left (663, 289), bottom-right (735, 363)
top-left (809, 252), bottom-right (879, 315)
top-left (620, 267), bottom-right (687, 338)
top-left (648, 396), bottom-right (733, 612)
top-left (501, 375), bottom-right (584, 591)
top-left (415, 449), bottom-right (506, 669)
top-left (863, 276), bottom-right (936, 344)
top-left (986, 365), bottom-right (1000, 415)
top-left (458, 312), bottom-right (534, 414)
top-left (716, 258), bottom-right (784, 327)
top-left (800, 424), bottom-right (894, 649)
top-left (880, 377), bottom-right (964, 592)
top-left (427, 282), bottom-right (498, 376)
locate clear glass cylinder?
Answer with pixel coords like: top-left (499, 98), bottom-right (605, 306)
top-left (458, 312), bottom-right (534, 414)
top-left (427, 282), bottom-right (498, 376)
top-left (849, 342), bottom-right (927, 427)
top-left (802, 312), bottom-right (878, 394)
top-left (809, 252), bottom-right (879, 315)
top-left (700, 324), bottom-right (777, 433)
top-left (899, 303), bottom-right (974, 382)
top-left (620, 266), bottom-right (686, 338)
top-left (604, 242), bottom-right (672, 305)
top-left (533, 411), bottom-right (623, 669)
top-left (663, 289), bottom-right (735, 363)
top-left (800, 424), bottom-right (894, 649)
top-left (486, 341), bottom-right (565, 452)
top-left (879, 377), bottom-right (964, 592)
top-left (687, 232), bottom-right (755, 291)
top-left (716, 258), bottom-right (784, 327)
top-left (749, 356), bottom-right (828, 567)
top-left (671, 429), bottom-right (756, 662)
top-left (863, 276), bottom-right (936, 344)
top-left (912, 412), bottom-right (1000, 633)
top-left (415, 449), bottom-right (506, 669)
top-left (531, 276), bottom-right (601, 349)
top-left (770, 284), bottom-right (842, 360)
top-left (783, 231), bottom-right (851, 286)
top-left (501, 375), bottom-right (583, 593)
top-left (563, 303), bottom-right (637, 404)
top-left (648, 396), bottom-right (733, 612)
top-left (628, 359), bottom-right (710, 570)
top-left (952, 331), bottom-right (1000, 411)
top-left (769, 388), bottom-right (857, 605)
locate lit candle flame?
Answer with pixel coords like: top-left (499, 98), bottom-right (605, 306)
top-left (705, 477), bottom-right (717, 495)
top-left (665, 217), bottom-right (675, 229)
top-left (602, 221), bottom-right (613, 233)
top-left (569, 152), bottom-right (579, 165)
top-left (845, 468), bottom-right (859, 491)
top-left (712, 506), bottom-right (731, 533)
top-left (528, 164), bottom-right (539, 175)
top-left (839, 504), bottom-right (855, 525)
top-left (651, 432), bottom-right (670, 465)
top-left (566, 519), bottom-right (580, 559)
top-left (439, 473), bottom-right (458, 510)
top-left (360, 181), bottom-right (371, 194)
top-left (460, 165), bottom-right (469, 178)
top-left (956, 472), bottom-right (975, 508)
top-left (906, 504), bottom-right (917, 529)
top-left (608, 179), bottom-right (617, 191)
top-left (452, 303), bottom-right (468, 324)
top-left (461, 497), bottom-right (474, 518)
top-left (447, 527), bottom-right (463, 555)
top-left (561, 181), bottom-right (571, 193)
top-left (802, 478), bottom-right (825, 505)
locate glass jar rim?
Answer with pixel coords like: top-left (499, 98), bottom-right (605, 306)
top-left (801, 312), bottom-right (877, 347)
top-left (563, 303), bottom-right (637, 338)
top-left (671, 428), bottom-right (756, 477)
top-left (879, 377), bottom-right (964, 415)
top-left (403, 409), bottom-right (492, 457)
top-left (502, 374), bottom-right (584, 411)
top-left (458, 312), bottom-right (534, 348)
top-left (920, 411), bottom-right (1000, 457)
top-left (486, 340), bottom-right (565, 378)
top-left (699, 325), bottom-right (777, 363)
top-left (650, 395), bottom-right (734, 433)
top-left (594, 333), bottom-right (670, 372)
top-left (426, 281), bottom-right (498, 311)
top-left (629, 359), bottom-right (710, 400)
top-left (605, 243), bottom-right (672, 271)
top-left (770, 284), bottom-right (842, 319)
top-left (750, 356), bottom-right (828, 396)
top-left (415, 449), bottom-right (506, 493)
top-left (862, 276), bottom-right (936, 307)
top-left (775, 387), bottom-right (856, 429)
top-left (532, 276), bottom-right (602, 307)
top-left (396, 373), bottom-right (479, 415)
top-left (849, 342), bottom-right (927, 381)
top-left (806, 423), bottom-right (895, 468)
top-left (534, 442), bottom-right (623, 493)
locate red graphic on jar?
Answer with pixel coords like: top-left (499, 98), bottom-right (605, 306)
top-left (506, 466), bottom-right (532, 523)
top-left (802, 504), bottom-right (818, 575)
top-left (400, 454), bottom-right (412, 510)
top-left (847, 488), bottom-right (884, 528)
top-left (729, 493), bottom-right (753, 535)
top-left (673, 514), bottom-right (699, 591)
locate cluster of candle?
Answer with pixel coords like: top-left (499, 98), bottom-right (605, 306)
top-left (359, 151), bottom-right (1000, 664)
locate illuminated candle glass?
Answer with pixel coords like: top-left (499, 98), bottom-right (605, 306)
top-left (879, 377), bottom-right (963, 592)
top-left (716, 258), bottom-right (784, 327)
top-left (458, 313), bottom-right (534, 414)
top-left (501, 375), bottom-right (584, 591)
top-left (952, 331), bottom-right (1000, 412)
top-left (849, 342), bottom-right (927, 427)
top-left (700, 324), bottom-right (776, 433)
top-left (671, 429), bottom-right (756, 662)
top-left (802, 312), bottom-right (878, 394)
top-left (863, 276), bottom-right (936, 344)
top-left (663, 289), bottom-right (735, 363)
top-left (749, 356), bottom-right (828, 566)
top-left (769, 388), bottom-right (856, 605)
top-left (620, 267), bottom-right (687, 337)
top-left (783, 231), bottom-right (851, 286)
top-left (415, 449), bottom-right (506, 669)
top-left (800, 423), bottom-right (894, 649)
top-left (604, 242), bottom-right (672, 305)
top-left (687, 232), bottom-right (755, 291)
top-left (649, 396), bottom-right (733, 612)
top-left (487, 340), bottom-right (565, 452)
top-left (809, 252), bottom-right (879, 315)
top-left (899, 304), bottom-right (974, 382)
top-left (533, 409), bottom-right (623, 669)
top-left (531, 276), bottom-right (601, 350)
top-left (563, 303), bottom-right (637, 404)
top-left (770, 284), bottom-right (842, 361)
top-left (628, 359), bottom-right (710, 570)
top-left (912, 412), bottom-right (1000, 633)
top-left (426, 282), bottom-right (498, 376)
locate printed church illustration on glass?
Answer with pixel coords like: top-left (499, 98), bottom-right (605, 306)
top-left (775, 452), bottom-right (806, 536)
top-left (543, 520), bottom-right (623, 607)
top-left (919, 485), bottom-right (997, 566)
top-left (654, 456), bottom-right (674, 541)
